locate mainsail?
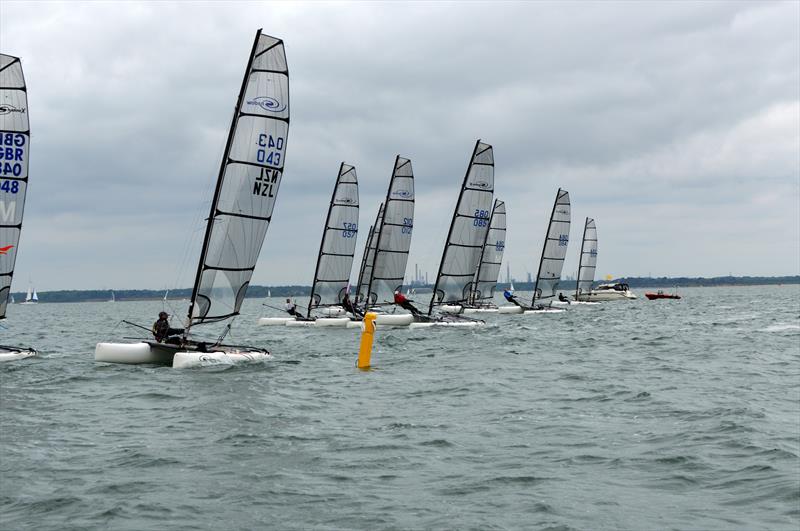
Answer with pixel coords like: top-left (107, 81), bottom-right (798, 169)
top-left (187, 30), bottom-right (289, 330)
top-left (469, 199), bottom-right (506, 304)
top-left (365, 157), bottom-right (414, 308)
top-left (575, 217), bottom-right (597, 299)
top-left (307, 163), bottom-right (359, 316)
top-left (429, 140), bottom-right (494, 313)
top-left (355, 203), bottom-right (383, 306)
top-left (0, 54), bottom-right (30, 319)
top-left (531, 188), bottom-right (571, 307)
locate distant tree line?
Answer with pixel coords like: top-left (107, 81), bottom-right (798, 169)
top-left (10, 276), bottom-right (798, 303)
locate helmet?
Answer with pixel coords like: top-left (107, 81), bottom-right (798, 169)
top-left (394, 290), bottom-right (400, 295)
top-left (159, 311), bottom-right (168, 318)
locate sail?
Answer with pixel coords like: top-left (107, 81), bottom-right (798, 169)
top-left (470, 199), bottom-right (506, 303)
top-left (188, 30), bottom-right (289, 328)
top-left (532, 188), bottom-right (571, 306)
top-left (355, 203), bottom-right (384, 306)
top-left (575, 218), bottom-right (597, 298)
top-left (24, 285), bottom-right (31, 302)
top-left (365, 157), bottom-right (414, 307)
top-left (31, 289), bottom-right (37, 301)
top-left (429, 140), bottom-right (494, 313)
top-left (307, 163), bottom-right (359, 316)
top-left (0, 54), bottom-right (30, 319)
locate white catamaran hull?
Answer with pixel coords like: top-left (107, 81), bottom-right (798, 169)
top-left (0, 349), bottom-right (37, 363)
top-left (409, 320), bottom-right (483, 328)
top-left (551, 300), bottom-right (600, 307)
top-left (375, 314), bottom-right (415, 326)
top-left (498, 305), bottom-right (524, 314)
top-left (522, 308), bottom-right (566, 314)
top-left (95, 342), bottom-right (271, 368)
top-left (258, 317), bottom-right (294, 326)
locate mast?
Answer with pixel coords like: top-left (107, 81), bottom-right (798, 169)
top-left (531, 188), bottom-right (571, 307)
top-left (186, 30), bottom-right (290, 333)
top-left (428, 140), bottom-right (494, 315)
top-left (306, 163), bottom-right (359, 318)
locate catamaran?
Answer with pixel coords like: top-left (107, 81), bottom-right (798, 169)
top-left (0, 54), bottom-right (37, 361)
top-left (443, 198), bottom-right (506, 314)
top-left (499, 188), bottom-right (570, 314)
top-left (419, 140), bottom-right (494, 327)
top-left (259, 163), bottom-right (359, 327)
top-left (95, 30), bottom-right (290, 367)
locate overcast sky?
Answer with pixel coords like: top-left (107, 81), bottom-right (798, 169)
top-left (1, 0), bottom-right (798, 291)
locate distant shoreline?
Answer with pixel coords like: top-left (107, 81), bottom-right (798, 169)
top-left (10, 276), bottom-right (799, 303)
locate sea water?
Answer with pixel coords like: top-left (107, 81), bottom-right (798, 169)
top-left (1, 285), bottom-right (798, 530)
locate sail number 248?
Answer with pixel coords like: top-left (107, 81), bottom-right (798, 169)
top-left (256, 134), bottom-right (284, 166)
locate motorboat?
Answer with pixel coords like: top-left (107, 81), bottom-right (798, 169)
top-left (645, 290), bottom-right (681, 300)
top-left (576, 282), bottom-right (637, 301)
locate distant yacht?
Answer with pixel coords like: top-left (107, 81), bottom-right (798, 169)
top-left (108, 290), bottom-right (115, 303)
top-left (21, 284), bottom-right (38, 304)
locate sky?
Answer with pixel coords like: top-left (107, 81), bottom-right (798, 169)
top-left (1, 0), bottom-right (798, 291)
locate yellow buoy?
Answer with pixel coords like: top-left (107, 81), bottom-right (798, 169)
top-left (356, 312), bottom-right (377, 369)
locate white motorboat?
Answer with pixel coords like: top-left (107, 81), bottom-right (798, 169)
top-left (577, 282), bottom-right (637, 301)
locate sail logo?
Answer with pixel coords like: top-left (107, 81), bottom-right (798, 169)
top-left (0, 104), bottom-right (25, 116)
top-left (0, 200), bottom-right (15, 222)
top-left (468, 181), bottom-right (490, 189)
top-left (335, 197), bottom-right (355, 205)
top-left (558, 234), bottom-right (569, 246)
top-left (590, 249), bottom-right (597, 257)
top-left (0, 245), bottom-right (13, 254)
top-left (247, 96), bottom-right (287, 113)
top-left (392, 189), bottom-right (413, 198)
top-left (556, 209), bottom-right (569, 215)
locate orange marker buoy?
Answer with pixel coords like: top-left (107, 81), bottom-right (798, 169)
top-left (356, 312), bottom-right (377, 369)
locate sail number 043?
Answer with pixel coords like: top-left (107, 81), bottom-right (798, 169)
top-left (256, 134), bottom-right (284, 166)
top-left (0, 133), bottom-right (27, 178)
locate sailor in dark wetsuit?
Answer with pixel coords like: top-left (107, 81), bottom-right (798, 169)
top-left (393, 290), bottom-right (421, 316)
top-left (284, 298), bottom-right (304, 319)
top-left (558, 292), bottom-right (571, 304)
top-left (341, 293), bottom-right (363, 319)
top-left (503, 289), bottom-right (523, 307)
top-left (152, 311), bottom-right (184, 344)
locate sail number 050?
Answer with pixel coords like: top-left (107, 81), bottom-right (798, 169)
top-left (256, 134), bottom-right (284, 166)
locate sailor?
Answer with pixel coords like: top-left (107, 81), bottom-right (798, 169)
top-left (341, 293), bottom-right (363, 318)
top-left (152, 311), bottom-right (184, 344)
top-left (393, 290), bottom-right (421, 316)
top-left (284, 298), bottom-right (304, 319)
top-left (558, 292), bottom-right (571, 304)
top-left (503, 289), bottom-right (523, 307)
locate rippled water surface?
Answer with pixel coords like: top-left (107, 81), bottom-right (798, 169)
top-left (2, 285), bottom-right (799, 530)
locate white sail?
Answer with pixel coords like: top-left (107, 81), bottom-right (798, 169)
top-left (532, 188), bottom-right (571, 306)
top-left (575, 218), bottom-right (597, 298)
top-left (355, 203), bottom-right (383, 306)
top-left (31, 288), bottom-right (37, 301)
top-left (0, 54), bottom-right (30, 318)
top-left (307, 163), bottom-right (359, 316)
top-left (187, 30), bottom-right (289, 330)
top-left (24, 284), bottom-right (32, 303)
top-left (429, 140), bottom-right (494, 312)
top-left (470, 199), bottom-right (506, 303)
top-left (365, 157), bottom-right (414, 308)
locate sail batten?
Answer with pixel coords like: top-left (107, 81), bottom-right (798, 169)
top-left (0, 54), bottom-right (30, 318)
top-left (364, 157), bottom-right (414, 308)
top-left (187, 30), bottom-right (289, 329)
top-left (470, 199), bottom-right (506, 303)
top-left (429, 140), bottom-right (495, 313)
top-left (575, 218), bottom-right (597, 299)
top-left (307, 163), bottom-right (359, 316)
top-left (532, 188), bottom-right (571, 307)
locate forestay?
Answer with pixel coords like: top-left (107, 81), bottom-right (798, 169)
top-left (355, 203), bottom-right (383, 306)
top-left (0, 54), bottom-right (30, 319)
top-left (307, 163), bottom-right (359, 316)
top-left (366, 157), bottom-right (414, 308)
top-left (532, 188), bottom-right (571, 306)
top-left (575, 218), bottom-right (597, 298)
top-left (429, 140), bottom-right (494, 313)
top-left (188, 31), bottom-right (289, 329)
top-left (470, 199), bottom-right (506, 303)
